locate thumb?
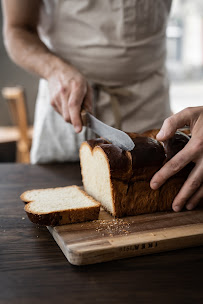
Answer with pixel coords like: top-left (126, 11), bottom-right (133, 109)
top-left (156, 108), bottom-right (191, 141)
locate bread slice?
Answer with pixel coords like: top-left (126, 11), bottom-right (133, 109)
top-left (20, 186), bottom-right (101, 226)
top-left (80, 142), bottom-right (117, 215)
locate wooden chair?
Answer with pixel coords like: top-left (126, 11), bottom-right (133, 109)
top-left (0, 86), bottom-right (33, 163)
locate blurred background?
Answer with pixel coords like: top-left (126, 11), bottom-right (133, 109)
top-left (167, 0), bottom-right (203, 113)
top-left (0, 0), bottom-right (203, 162)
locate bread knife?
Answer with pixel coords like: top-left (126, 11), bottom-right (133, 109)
top-left (81, 110), bottom-right (135, 151)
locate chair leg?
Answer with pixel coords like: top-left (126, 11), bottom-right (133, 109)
top-left (2, 86), bottom-right (31, 163)
top-left (17, 140), bottom-right (30, 163)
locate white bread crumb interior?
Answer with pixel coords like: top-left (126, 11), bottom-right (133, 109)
top-left (80, 144), bottom-right (115, 215)
top-left (22, 186), bottom-right (99, 214)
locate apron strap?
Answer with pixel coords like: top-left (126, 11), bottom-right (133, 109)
top-left (93, 84), bottom-right (132, 130)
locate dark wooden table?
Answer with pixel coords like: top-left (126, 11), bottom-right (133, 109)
top-left (0, 163), bottom-right (202, 304)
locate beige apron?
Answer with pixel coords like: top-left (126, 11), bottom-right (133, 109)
top-left (31, 0), bottom-right (172, 164)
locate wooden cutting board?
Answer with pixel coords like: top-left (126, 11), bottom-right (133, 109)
top-left (48, 207), bottom-right (203, 266)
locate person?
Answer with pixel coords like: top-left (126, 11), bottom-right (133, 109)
top-left (2, 0), bottom-right (203, 212)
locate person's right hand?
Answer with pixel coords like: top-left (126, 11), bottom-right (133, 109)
top-left (48, 63), bottom-right (92, 133)
top-left (2, 0), bottom-right (92, 134)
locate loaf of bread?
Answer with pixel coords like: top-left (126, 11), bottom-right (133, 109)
top-left (21, 186), bottom-right (100, 226)
top-left (80, 129), bottom-right (193, 217)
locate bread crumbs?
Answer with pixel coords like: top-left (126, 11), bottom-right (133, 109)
top-left (93, 219), bottom-right (130, 237)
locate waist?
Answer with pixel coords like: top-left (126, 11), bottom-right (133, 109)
top-left (50, 41), bottom-right (166, 86)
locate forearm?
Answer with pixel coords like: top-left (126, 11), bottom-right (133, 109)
top-left (2, 0), bottom-right (91, 132)
top-left (4, 24), bottom-right (92, 132)
top-left (3, 26), bottom-right (65, 80)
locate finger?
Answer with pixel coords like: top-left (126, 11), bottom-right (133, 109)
top-left (60, 90), bottom-right (71, 123)
top-left (185, 185), bottom-right (203, 211)
top-left (51, 98), bottom-right (61, 115)
top-left (83, 84), bottom-right (93, 113)
top-left (55, 96), bottom-right (63, 115)
top-left (68, 85), bottom-right (86, 133)
top-left (172, 163), bottom-right (203, 212)
top-left (150, 139), bottom-right (196, 189)
top-left (156, 108), bottom-right (192, 141)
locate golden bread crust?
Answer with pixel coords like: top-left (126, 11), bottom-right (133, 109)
top-left (25, 206), bottom-right (100, 226)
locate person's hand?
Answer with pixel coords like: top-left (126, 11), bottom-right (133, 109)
top-left (150, 106), bottom-right (203, 212)
top-left (48, 63), bottom-right (92, 133)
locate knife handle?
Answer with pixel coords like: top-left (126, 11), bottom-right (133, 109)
top-left (81, 109), bottom-right (88, 127)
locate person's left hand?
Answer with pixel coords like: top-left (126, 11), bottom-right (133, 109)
top-left (150, 106), bottom-right (203, 212)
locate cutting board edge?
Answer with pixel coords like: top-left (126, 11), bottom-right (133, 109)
top-left (48, 223), bottom-right (203, 266)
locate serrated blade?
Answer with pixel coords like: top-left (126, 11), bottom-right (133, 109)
top-left (85, 112), bottom-right (135, 151)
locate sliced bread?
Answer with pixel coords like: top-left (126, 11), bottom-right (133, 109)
top-left (80, 131), bottom-right (192, 217)
top-left (20, 186), bottom-right (101, 226)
